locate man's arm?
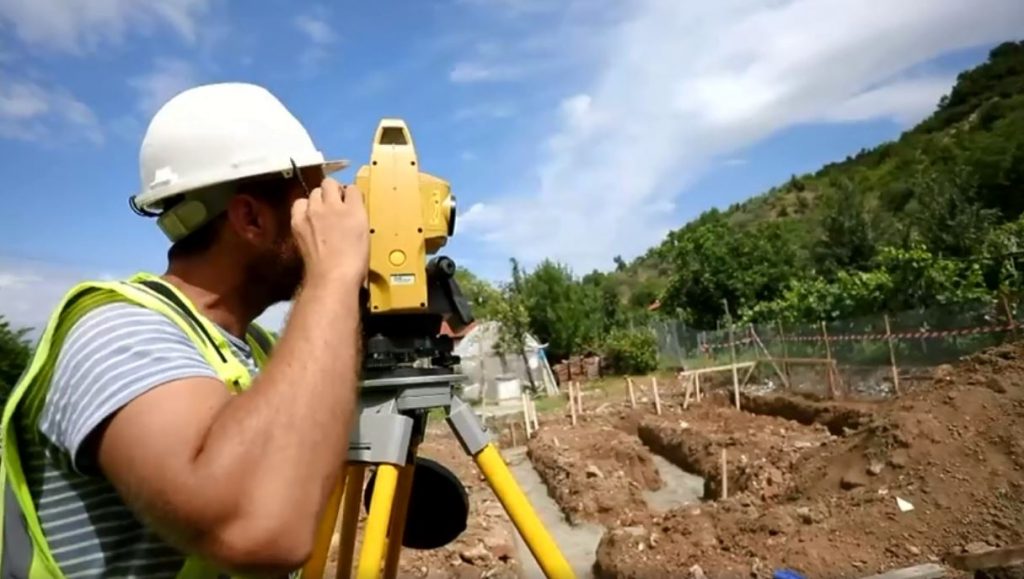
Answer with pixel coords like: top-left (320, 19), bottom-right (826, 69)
top-left (92, 180), bottom-right (369, 574)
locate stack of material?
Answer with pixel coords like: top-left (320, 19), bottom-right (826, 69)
top-left (552, 355), bottom-right (603, 383)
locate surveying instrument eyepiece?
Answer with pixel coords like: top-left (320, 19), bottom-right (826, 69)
top-left (303, 119), bottom-right (574, 579)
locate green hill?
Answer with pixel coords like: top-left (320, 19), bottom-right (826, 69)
top-left (461, 40), bottom-right (1024, 363)
top-left (609, 40), bottom-right (1024, 329)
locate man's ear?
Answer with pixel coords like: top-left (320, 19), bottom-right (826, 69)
top-left (225, 194), bottom-right (274, 245)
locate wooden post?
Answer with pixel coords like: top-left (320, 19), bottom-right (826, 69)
top-left (723, 300), bottom-right (740, 410)
top-left (720, 448), bottom-right (728, 500)
top-left (652, 377), bottom-right (662, 415)
top-left (574, 381), bottom-right (584, 415)
top-left (510, 421), bottom-right (518, 447)
top-left (682, 373), bottom-right (693, 410)
top-left (695, 373), bottom-right (702, 402)
top-left (530, 398), bottom-right (540, 432)
top-left (750, 323), bottom-right (790, 390)
top-left (522, 393), bottom-right (533, 438)
top-left (478, 336), bottom-right (486, 407)
top-left (567, 382), bottom-right (577, 426)
top-left (1002, 293), bottom-right (1018, 338)
top-left (776, 320), bottom-right (791, 387)
top-left (821, 321), bottom-right (838, 399)
top-left (627, 377), bottom-right (636, 408)
top-left (884, 314), bottom-right (901, 395)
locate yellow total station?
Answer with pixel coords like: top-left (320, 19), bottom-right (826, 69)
top-left (355, 119), bottom-right (456, 315)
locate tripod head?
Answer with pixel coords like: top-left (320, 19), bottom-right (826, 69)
top-left (353, 119), bottom-right (475, 381)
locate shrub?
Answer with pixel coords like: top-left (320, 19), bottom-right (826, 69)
top-left (603, 327), bottom-right (658, 375)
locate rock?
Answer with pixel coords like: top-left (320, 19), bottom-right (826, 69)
top-left (841, 471), bottom-right (869, 490)
top-left (985, 376), bottom-right (1008, 394)
top-left (585, 464), bottom-right (605, 479)
top-left (888, 451), bottom-right (909, 469)
top-left (964, 541), bottom-right (994, 554)
top-left (621, 525), bottom-right (648, 537)
top-left (483, 534), bottom-right (515, 561)
top-left (459, 543), bottom-right (493, 566)
top-left (934, 364), bottom-right (955, 381)
top-left (908, 545), bottom-right (921, 556)
top-left (796, 506), bottom-right (815, 525)
top-left (689, 564), bottom-right (707, 579)
top-left (868, 461), bottom-right (885, 476)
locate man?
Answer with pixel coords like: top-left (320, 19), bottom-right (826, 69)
top-left (0, 82), bottom-right (368, 578)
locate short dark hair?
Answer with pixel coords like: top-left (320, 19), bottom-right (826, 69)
top-left (165, 174), bottom-right (297, 262)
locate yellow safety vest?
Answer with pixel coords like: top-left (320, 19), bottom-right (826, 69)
top-left (0, 272), bottom-right (283, 578)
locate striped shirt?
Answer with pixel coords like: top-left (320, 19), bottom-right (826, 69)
top-left (17, 302), bottom-right (259, 578)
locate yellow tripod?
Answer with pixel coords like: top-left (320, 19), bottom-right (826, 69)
top-left (301, 373), bottom-right (575, 579)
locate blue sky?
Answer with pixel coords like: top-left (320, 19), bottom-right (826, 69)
top-left (1, 0), bottom-right (1022, 334)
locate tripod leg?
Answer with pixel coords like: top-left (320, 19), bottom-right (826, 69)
top-left (336, 465), bottom-right (366, 579)
top-left (303, 469), bottom-right (347, 579)
top-left (382, 462), bottom-right (415, 579)
top-left (448, 395), bottom-right (574, 579)
top-left (357, 464), bottom-right (400, 579)
top-left (476, 444), bottom-right (575, 579)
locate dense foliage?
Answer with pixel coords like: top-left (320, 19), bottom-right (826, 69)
top-left (602, 327), bottom-right (659, 375)
top-left (0, 316), bottom-right (32, 401)
top-left (457, 40), bottom-right (1024, 368)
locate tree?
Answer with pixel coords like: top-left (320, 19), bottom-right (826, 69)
top-left (493, 259), bottom-right (538, 392)
top-left (0, 316), bottom-right (32, 402)
top-left (520, 260), bottom-right (604, 362)
top-left (453, 268), bottom-right (502, 320)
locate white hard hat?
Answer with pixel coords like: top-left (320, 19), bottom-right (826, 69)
top-left (130, 82), bottom-right (348, 240)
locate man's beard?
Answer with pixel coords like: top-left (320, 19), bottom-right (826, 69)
top-left (245, 230), bottom-right (304, 307)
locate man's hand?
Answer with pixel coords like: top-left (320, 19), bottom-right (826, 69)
top-left (291, 178), bottom-right (369, 287)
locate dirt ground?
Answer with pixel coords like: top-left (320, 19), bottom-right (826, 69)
top-left (594, 343), bottom-right (1024, 578)
top-left (526, 422), bottom-right (663, 527)
top-left (320, 340), bottom-right (1024, 578)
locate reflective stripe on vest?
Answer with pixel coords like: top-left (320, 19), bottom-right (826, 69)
top-left (0, 273), bottom-right (279, 579)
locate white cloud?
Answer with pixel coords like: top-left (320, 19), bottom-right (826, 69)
top-left (128, 58), bottom-right (198, 115)
top-left (459, 0), bottom-right (1024, 273)
top-left (449, 61), bottom-right (526, 84)
top-left (453, 102), bottom-right (516, 121)
top-left (824, 75), bottom-right (957, 125)
top-left (293, 5), bottom-right (336, 72)
top-left (0, 0), bottom-right (214, 55)
top-left (0, 75), bottom-right (103, 144)
top-left (0, 256), bottom-right (293, 339)
top-left (0, 257), bottom-right (107, 339)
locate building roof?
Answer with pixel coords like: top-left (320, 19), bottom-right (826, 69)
top-left (439, 319), bottom-right (477, 340)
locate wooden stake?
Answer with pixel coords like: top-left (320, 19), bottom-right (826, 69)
top-left (720, 448), bottom-right (728, 500)
top-left (522, 393), bottom-right (533, 438)
top-left (682, 373), bottom-right (693, 410)
top-left (652, 376), bottom-right (662, 415)
top-left (530, 398), bottom-right (540, 432)
top-left (627, 377), bottom-right (636, 408)
top-left (724, 300), bottom-right (740, 410)
top-left (884, 314), bottom-right (901, 395)
top-left (574, 381), bottom-right (584, 415)
top-left (510, 422), bottom-right (518, 447)
top-left (776, 320), bottom-right (791, 387)
top-left (1002, 293), bottom-right (1018, 339)
top-left (821, 321), bottom-right (838, 399)
top-left (750, 323), bottom-right (790, 389)
top-left (695, 373), bottom-right (702, 402)
top-left (567, 382), bottom-right (577, 426)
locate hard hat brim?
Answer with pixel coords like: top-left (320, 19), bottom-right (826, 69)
top-left (132, 157), bottom-right (352, 213)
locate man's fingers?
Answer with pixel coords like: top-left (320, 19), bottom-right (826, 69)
top-left (320, 178), bottom-right (343, 206)
top-left (291, 198), bottom-right (309, 224)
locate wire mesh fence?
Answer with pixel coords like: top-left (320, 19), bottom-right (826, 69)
top-left (651, 295), bottom-right (1021, 400)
